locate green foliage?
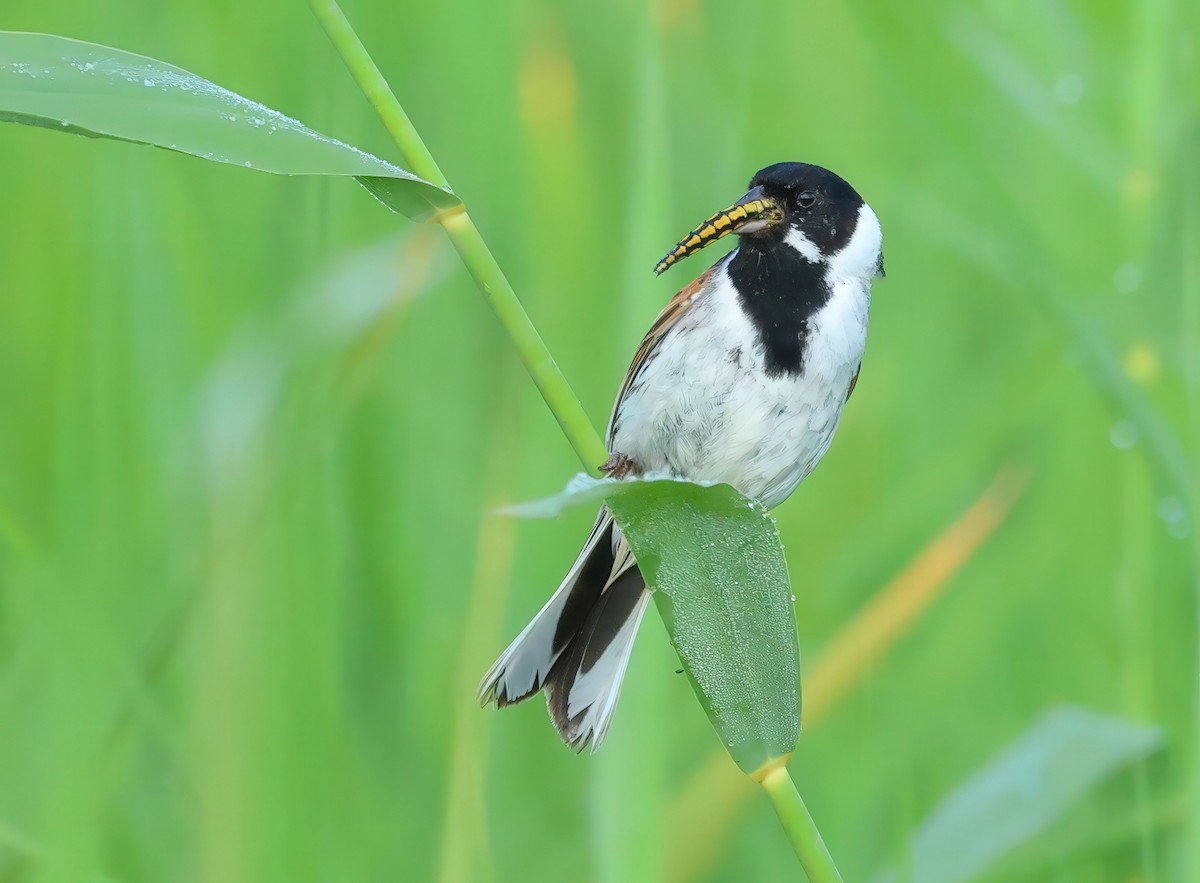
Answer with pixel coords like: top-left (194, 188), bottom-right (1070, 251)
top-left (514, 476), bottom-right (799, 774)
top-left (0, 32), bottom-right (457, 218)
top-left (611, 484), bottom-right (799, 776)
top-left (877, 707), bottom-right (1164, 883)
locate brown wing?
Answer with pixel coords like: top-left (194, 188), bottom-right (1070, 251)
top-left (846, 364), bottom-right (861, 401)
top-left (604, 262), bottom-right (722, 449)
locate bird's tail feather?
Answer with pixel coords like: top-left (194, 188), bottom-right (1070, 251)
top-left (478, 509), bottom-right (648, 752)
top-left (544, 564), bottom-right (648, 752)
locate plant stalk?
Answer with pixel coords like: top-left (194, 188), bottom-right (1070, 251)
top-left (306, 6), bottom-right (837, 877)
top-left (759, 766), bottom-right (844, 883)
top-left (306, 0), bottom-right (609, 472)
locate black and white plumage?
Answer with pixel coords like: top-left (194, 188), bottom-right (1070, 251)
top-left (479, 162), bottom-right (884, 751)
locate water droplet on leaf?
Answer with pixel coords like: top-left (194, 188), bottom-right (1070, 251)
top-left (1109, 420), bottom-right (1138, 450)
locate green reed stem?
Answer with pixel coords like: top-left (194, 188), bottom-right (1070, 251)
top-left (306, 5), bottom-right (841, 876)
top-left (306, 0), bottom-right (610, 472)
top-left (759, 766), bottom-right (844, 883)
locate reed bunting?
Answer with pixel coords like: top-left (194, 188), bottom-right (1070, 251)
top-left (479, 161), bottom-right (885, 751)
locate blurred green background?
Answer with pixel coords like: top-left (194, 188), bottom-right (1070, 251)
top-left (1, 0), bottom-right (1197, 880)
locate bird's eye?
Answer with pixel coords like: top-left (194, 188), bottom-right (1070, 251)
top-left (797, 191), bottom-right (817, 208)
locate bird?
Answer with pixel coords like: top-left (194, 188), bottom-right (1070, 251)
top-left (478, 161), bottom-right (884, 752)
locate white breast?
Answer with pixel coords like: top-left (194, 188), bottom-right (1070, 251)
top-left (610, 251), bottom-right (872, 509)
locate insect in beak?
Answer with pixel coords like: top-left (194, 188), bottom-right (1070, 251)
top-left (653, 185), bottom-right (784, 276)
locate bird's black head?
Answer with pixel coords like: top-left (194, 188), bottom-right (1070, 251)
top-left (744, 162), bottom-right (865, 258)
top-left (654, 161), bottom-right (883, 279)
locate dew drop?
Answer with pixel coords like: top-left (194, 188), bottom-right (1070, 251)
top-left (1157, 497), bottom-right (1186, 525)
top-left (1109, 420), bottom-right (1139, 450)
top-left (1113, 263), bottom-right (1142, 294)
top-left (1053, 74), bottom-right (1085, 104)
top-left (1123, 344), bottom-right (1160, 384)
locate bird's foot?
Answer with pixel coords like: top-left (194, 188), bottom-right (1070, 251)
top-left (600, 452), bottom-right (640, 479)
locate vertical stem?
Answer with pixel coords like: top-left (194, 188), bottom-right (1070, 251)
top-left (759, 766), bottom-right (844, 883)
top-left (308, 8), bottom-right (848, 881)
top-left (306, 0), bottom-right (610, 472)
top-left (1168, 8), bottom-right (1200, 876)
top-left (1182, 103), bottom-right (1200, 883)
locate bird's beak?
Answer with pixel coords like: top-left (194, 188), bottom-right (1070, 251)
top-left (653, 185), bottom-right (784, 276)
